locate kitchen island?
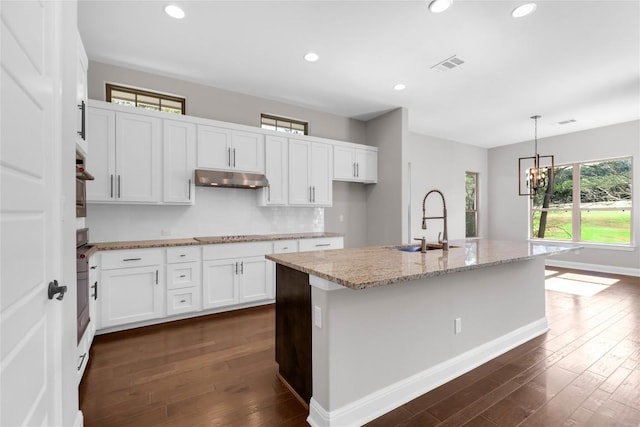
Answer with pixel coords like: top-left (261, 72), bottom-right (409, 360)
top-left (266, 239), bottom-right (578, 427)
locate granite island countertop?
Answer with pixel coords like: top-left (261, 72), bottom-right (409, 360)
top-left (92, 232), bottom-right (344, 251)
top-left (265, 239), bottom-right (580, 290)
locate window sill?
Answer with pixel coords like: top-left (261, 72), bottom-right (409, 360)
top-left (528, 239), bottom-right (636, 251)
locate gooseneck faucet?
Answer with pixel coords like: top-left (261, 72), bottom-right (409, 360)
top-left (421, 189), bottom-right (448, 251)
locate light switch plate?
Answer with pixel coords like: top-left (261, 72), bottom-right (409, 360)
top-left (314, 305), bottom-right (322, 328)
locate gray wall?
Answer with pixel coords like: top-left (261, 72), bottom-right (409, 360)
top-left (88, 61), bottom-right (367, 144)
top-left (408, 133), bottom-right (488, 242)
top-left (488, 120), bottom-right (640, 273)
top-left (364, 108), bottom-right (407, 246)
top-left (324, 182), bottom-right (369, 248)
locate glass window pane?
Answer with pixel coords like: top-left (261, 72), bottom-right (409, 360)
top-left (111, 89), bottom-right (136, 102)
top-left (137, 103), bottom-right (160, 111)
top-left (465, 211), bottom-right (477, 238)
top-left (580, 159), bottom-right (632, 208)
top-left (112, 99), bottom-right (135, 107)
top-left (161, 99), bottom-right (182, 110)
top-left (465, 173), bottom-right (477, 211)
top-left (531, 210), bottom-right (572, 240)
top-left (532, 165), bottom-right (573, 209)
top-left (137, 94), bottom-right (160, 106)
top-left (161, 107), bottom-right (181, 114)
top-left (581, 210), bottom-right (631, 244)
top-left (262, 117), bottom-right (276, 126)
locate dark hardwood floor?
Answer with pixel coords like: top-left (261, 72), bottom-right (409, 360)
top-left (80, 268), bottom-right (640, 426)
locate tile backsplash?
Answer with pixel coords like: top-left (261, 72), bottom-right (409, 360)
top-left (86, 187), bottom-right (324, 242)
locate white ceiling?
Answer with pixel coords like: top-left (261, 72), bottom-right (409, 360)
top-left (78, 0), bottom-right (640, 148)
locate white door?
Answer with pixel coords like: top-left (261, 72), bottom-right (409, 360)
top-left (86, 107), bottom-right (116, 201)
top-left (288, 139), bottom-right (312, 205)
top-left (163, 120), bottom-right (195, 204)
top-left (115, 112), bottom-right (161, 203)
top-left (202, 260), bottom-right (238, 308)
top-left (239, 257), bottom-right (270, 302)
top-left (196, 125), bottom-right (232, 170)
top-left (333, 146), bottom-right (356, 181)
top-left (311, 142), bottom-right (333, 206)
top-left (263, 135), bottom-right (288, 205)
top-left (231, 130), bottom-right (264, 173)
top-left (356, 149), bottom-right (378, 183)
top-left (1, 1), bottom-right (63, 425)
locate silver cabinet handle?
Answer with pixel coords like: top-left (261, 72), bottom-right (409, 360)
top-left (179, 299), bottom-right (186, 303)
top-left (188, 179), bottom-right (192, 200)
top-left (353, 162), bottom-right (356, 177)
top-left (228, 148), bottom-right (231, 167)
top-left (356, 163), bottom-right (359, 177)
top-left (91, 281), bottom-right (98, 300)
top-left (316, 243), bottom-right (331, 247)
top-left (179, 274), bottom-right (186, 278)
top-left (117, 175), bottom-right (121, 198)
top-left (312, 186), bottom-right (316, 203)
top-left (309, 186), bottom-right (312, 203)
top-left (155, 269), bottom-right (158, 284)
top-left (179, 254), bottom-right (186, 257)
top-left (122, 258), bottom-right (141, 262)
top-left (282, 247), bottom-right (288, 250)
top-left (110, 174), bottom-right (114, 198)
top-left (240, 261), bottom-right (244, 274)
top-left (233, 148), bottom-right (236, 168)
top-left (267, 184), bottom-right (271, 202)
top-left (234, 262), bottom-right (238, 275)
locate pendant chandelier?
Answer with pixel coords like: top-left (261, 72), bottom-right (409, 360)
top-left (518, 115), bottom-right (555, 198)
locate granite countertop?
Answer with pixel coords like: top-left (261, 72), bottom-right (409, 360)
top-left (92, 232), bottom-right (344, 251)
top-left (265, 239), bottom-right (580, 290)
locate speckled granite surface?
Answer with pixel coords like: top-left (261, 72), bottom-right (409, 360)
top-left (92, 232), bottom-right (344, 251)
top-left (265, 239), bottom-right (580, 290)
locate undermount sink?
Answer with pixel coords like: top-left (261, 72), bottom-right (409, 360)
top-left (392, 244), bottom-right (460, 252)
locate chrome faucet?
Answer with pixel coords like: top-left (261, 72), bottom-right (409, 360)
top-left (421, 189), bottom-right (448, 251)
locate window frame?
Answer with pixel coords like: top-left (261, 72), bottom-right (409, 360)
top-left (260, 113), bottom-right (308, 135)
top-left (106, 83), bottom-right (186, 115)
top-left (465, 171), bottom-right (479, 238)
top-left (529, 156), bottom-right (633, 247)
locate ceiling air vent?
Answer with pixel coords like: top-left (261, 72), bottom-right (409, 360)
top-left (431, 55), bottom-right (465, 72)
top-left (558, 119), bottom-right (577, 125)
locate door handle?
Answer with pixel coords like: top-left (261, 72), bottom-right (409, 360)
top-left (353, 162), bottom-right (356, 177)
top-left (77, 100), bottom-right (86, 140)
top-left (91, 281), bottom-right (98, 300)
top-left (312, 186), bottom-right (316, 203)
top-left (240, 261), bottom-right (244, 274)
top-left (48, 280), bottom-right (67, 301)
top-left (117, 175), bottom-right (121, 198)
top-left (122, 258), bottom-right (142, 262)
top-left (188, 179), bottom-right (192, 200)
top-left (234, 262), bottom-right (238, 275)
top-left (110, 174), bottom-right (114, 198)
top-left (356, 163), bottom-right (359, 177)
top-left (155, 270), bottom-right (159, 284)
top-left (228, 148), bottom-right (231, 167)
top-left (233, 148), bottom-right (236, 168)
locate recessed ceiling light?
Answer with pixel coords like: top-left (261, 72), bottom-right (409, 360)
top-left (164, 5), bottom-right (185, 19)
top-left (511, 3), bottom-right (537, 18)
top-left (393, 83), bottom-right (406, 91)
top-left (304, 52), bottom-right (319, 62)
top-left (428, 0), bottom-right (453, 13)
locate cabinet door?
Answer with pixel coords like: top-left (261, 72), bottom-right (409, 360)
top-left (231, 130), bottom-right (264, 173)
top-left (333, 146), bottom-right (356, 181)
top-left (101, 265), bottom-right (163, 328)
top-left (288, 139), bottom-right (312, 205)
top-left (163, 120), bottom-right (195, 204)
top-left (260, 135), bottom-right (288, 205)
top-left (239, 256), bottom-right (270, 302)
top-left (202, 259), bottom-right (238, 309)
top-left (356, 149), bottom-right (378, 183)
top-left (197, 125), bottom-right (232, 170)
top-left (86, 107), bottom-right (116, 201)
top-left (311, 142), bottom-right (332, 206)
top-left (115, 112), bottom-right (161, 203)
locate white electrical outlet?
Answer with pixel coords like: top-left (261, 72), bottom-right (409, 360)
top-left (454, 317), bottom-right (462, 334)
top-left (314, 305), bottom-right (322, 328)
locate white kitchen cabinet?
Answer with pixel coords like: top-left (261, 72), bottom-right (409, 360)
top-left (86, 105), bottom-right (162, 204)
top-left (289, 139), bottom-right (333, 206)
top-left (75, 30), bottom-right (88, 156)
top-left (197, 125), bottom-right (264, 173)
top-left (298, 237), bottom-right (344, 252)
top-left (334, 144), bottom-right (378, 183)
top-left (163, 120), bottom-right (195, 204)
top-left (202, 259), bottom-right (238, 308)
top-left (273, 240), bottom-right (298, 254)
top-left (166, 246), bottom-right (201, 316)
top-left (258, 135), bottom-right (288, 206)
top-left (100, 249), bottom-right (164, 328)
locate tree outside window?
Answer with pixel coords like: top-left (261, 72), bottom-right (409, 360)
top-left (465, 172), bottom-right (478, 238)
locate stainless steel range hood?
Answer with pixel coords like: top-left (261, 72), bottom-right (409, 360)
top-left (194, 169), bottom-right (269, 189)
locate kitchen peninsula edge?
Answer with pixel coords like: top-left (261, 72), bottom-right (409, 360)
top-left (266, 239), bottom-right (579, 427)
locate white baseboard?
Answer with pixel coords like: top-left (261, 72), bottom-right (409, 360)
top-left (73, 410), bottom-right (84, 427)
top-left (545, 259), bottom-right (640, 277)
top-left (307, 318), bottom-right (548, 427)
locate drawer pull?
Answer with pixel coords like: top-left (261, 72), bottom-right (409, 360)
top-left (179, 254), bottom-right (186, 257)
top-left (315, 243), bottom-right (331, 247)
top-left (282, 247), bottom-right (288, 250)
top-left (90, 265), bottom-right (97, 270)
top-left (179, 274), bottom-right (186, 278)
top-left (179, 299), bottom-right (186, 303)
top-left (122, 258), bottom-right (142, 262)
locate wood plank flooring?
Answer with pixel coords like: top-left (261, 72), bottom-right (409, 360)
top-left (80, 268), bottom-right (640, 426)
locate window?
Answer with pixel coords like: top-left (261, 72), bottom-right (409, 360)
top-left (530, 157), bottom-right (632, 245)
top-left (261, 114), bottom-right (308, 135)
top-left (106, 84), bottom-right (185, 115)
top-left (465, 172), bottom-right (478, 238)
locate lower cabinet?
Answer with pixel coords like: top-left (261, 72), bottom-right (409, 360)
top-left (100, 261), bottom-right (164, 328)
top-left (202, 255), bottom-right (271, 309)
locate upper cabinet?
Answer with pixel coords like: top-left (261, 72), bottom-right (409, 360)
top-left (86, 105), bottom-right (162, 204)
top-left (333, 143), bottom-right (378, 183)
top-left (258, 135), bottom-right (288, 206)
top-left (289, 139), bottom-right (332, 207)
top-left (163, 120), bottom-right (195, 205)
top-left (75, 31), bottom-right (88, 156)
top-left (197, 125), bottom-right (264, 173)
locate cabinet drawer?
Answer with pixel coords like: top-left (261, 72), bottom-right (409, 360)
top-left (101, 248), bottom-right (164, 270)
top-left (273, 240), bottom-right (298, 254)
top-left (167, 262), bottom-right (199, 290)
top-left (202, 241), bottom-right (272, 260)
top-left (298, 237), bottom-right (344, 252)
top-left (167, 246), bottom-right (200, 264)
top-left (167, 287), bottom-right (200, 316)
